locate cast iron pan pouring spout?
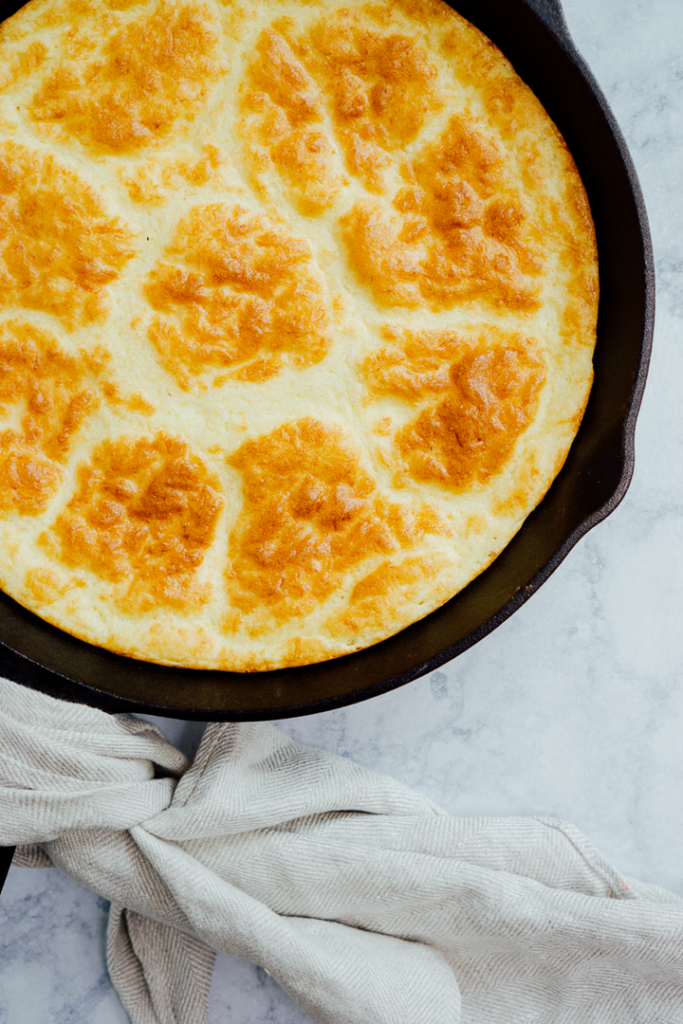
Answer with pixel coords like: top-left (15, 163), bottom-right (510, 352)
top-left (0, 0), bottom-right (654, 720)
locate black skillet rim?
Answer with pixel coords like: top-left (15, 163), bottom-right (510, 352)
top-left (0, 0), bottom-right (655, 720)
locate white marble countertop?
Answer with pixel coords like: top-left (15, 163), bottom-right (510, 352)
top-left (2, 0), bottom-right (682, 1020)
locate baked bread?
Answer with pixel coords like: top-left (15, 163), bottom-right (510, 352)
top-left (0, 0), bottom-right (597, 670)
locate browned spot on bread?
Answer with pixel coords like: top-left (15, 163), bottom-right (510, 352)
top-left (391, 335), bottom-right (546, 488)
top-left (342, 115), bottom-right (545, 310)
top-left (101, 380), bottom-right (156, 414)
top-left (145, 203), bottom-right (333, 388)
top-left (302, 7), bottom-right (442, 192)
top-left (351, 554), bottom-right (442, 603)
top-left (342, 202), bottom-right (423, 307)
top-left (24, 566), bottom-right (83, 605)
top-left (119, 145), bottom-right (230, 206)
top-left (17, 0), bottom-right (101, 31)
top-left (362, 325), bottom-right (471, 399)
top-left (126, 394), bottom-right (156, 414)
top-left (240, 9), bottom-right (441, 209)
top-left (329, 552), bottom-right (448, 634)
top-left (30, 0), bottom-right (225, 153)
top-left (0, 321), bottom-right (102, 514)
top-left (438, 12), bottom-right (546, 148)
top-left (47, 433), bottom-right (222, 611)
top-left (226, 417), bottom-right (444, 620)
top-left (0, 142), bottom-right (136, 328)
top-left (0, 39), bottom-right (48, 89)
top-left (240, 28), bottom-right (344, 214)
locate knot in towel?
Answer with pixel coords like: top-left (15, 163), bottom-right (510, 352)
top-left (2, 677), bottom-right (683, 1024)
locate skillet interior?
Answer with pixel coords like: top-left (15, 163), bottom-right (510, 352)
top-left (0, 0), bottom-right (654, 719)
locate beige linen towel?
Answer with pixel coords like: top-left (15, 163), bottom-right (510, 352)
top-left (1, 675), bottom-right (682, 1024)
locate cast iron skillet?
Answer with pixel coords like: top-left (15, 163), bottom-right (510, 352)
top-left (0, 0), bottom-right (654, 722)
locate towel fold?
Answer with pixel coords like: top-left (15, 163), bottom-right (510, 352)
top-left (1, 675), bottom-right (682, 1024)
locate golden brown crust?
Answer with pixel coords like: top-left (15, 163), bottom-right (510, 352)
top-left (0, 0), bottom-right (598, 671)
top-left (0, 320), bottom-right (104, 513)
top-left (144, 202), bottom-right (333, 388)
top-left (44, 433), bottom-right (223, 611)
top-left (359, 326), bottom-right (547, 491)
top-left (340, 113), bottom-right (545, 312)
top-left (225, 417), bottom-right (445, 629)
top-left (0, 142), bottom-right (136, 327)
top-left (240, 27), bottom-right (345, 215)
top-left (29, 0), bottom-right (226, 154)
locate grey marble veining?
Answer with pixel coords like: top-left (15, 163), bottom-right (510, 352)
top-left (2, 0), bottom-right (683, 1020)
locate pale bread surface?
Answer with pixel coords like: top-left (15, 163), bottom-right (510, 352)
top-left (0, 0), bottom-right (597, 670)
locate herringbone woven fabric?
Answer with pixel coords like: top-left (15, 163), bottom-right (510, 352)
top-left (1, 675), bottom-right (682, 1024)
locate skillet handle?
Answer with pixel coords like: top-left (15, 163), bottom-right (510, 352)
top-left (522, 0), bottom-right (574, 47)
top-left (0, 845), bottom-right (15, 895)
